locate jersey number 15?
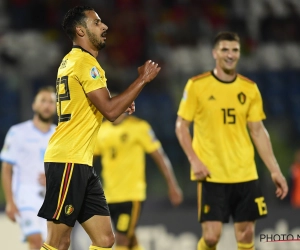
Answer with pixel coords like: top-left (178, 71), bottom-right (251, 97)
top-left (221, 108), bottom-right (236, 124)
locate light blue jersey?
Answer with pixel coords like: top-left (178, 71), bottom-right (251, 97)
top-left (1, 120), bottom-right (55, 202)
top-left (0, 120), bottom-right (55, 240)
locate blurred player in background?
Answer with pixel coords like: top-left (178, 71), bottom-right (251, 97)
top-left (0, 86), bottom-right (56, 250)
top-left (93, 112), bottom-right (183, 250)
top-left (37, 5), bottom-right (160, 250)
top-left (288, 148), bottom-right (300, 208)
top-left (175, 32), bottom-right (288, 250)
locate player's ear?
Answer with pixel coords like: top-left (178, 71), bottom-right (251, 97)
top-left (212, 49), bottom-right (217, 60)
top-left (32, 101), bottom-right (36, 112)
top-left (75, 26), bottom-right (85, 37)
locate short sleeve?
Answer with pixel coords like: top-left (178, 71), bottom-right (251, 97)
top-left (0, 127), bottom-right (19, 164)
top-left (75, 58), bottom-right (107, 94)
top-left (138, 122), bottom-right (161, 153)
top-left (177, 79), bottom-right (197, 121)
top-left (247, 84), bottom-right (266, 122)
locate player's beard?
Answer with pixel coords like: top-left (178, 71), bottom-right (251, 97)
top-left (36, 112), bottom-right (53, 123)
top-left (86, 28), bottom-right (106, 51)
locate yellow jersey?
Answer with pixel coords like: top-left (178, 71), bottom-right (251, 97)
top-left (94, 116), bottom-right (161, 203)
top-left (177, 71), bottom-right (266, 183)
top-left (44, 46), bottom-right (107, 166)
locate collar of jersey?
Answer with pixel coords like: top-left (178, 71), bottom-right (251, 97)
top-left (211, 70), bottom-right (237, 84)
top-left (72, 45), bottom-right (94, 57)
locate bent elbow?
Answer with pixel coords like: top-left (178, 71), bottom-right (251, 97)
top-left (104, 114), bottom-right (117, 122)
top-left (102, 111), bottom-right (119, 122)
top-left (105, 117), bottom-right (115, 122)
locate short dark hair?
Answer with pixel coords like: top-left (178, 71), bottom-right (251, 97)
top-left (34, 86), bottom-right (55, 101)
top-left (213, 32), bottom-right (240, 47)
top-left (36, 86), bottom-right (55, 95)
top-left (62, 5), bottom-right (94, 41)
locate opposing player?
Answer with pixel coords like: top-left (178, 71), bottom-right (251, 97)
top-left (1, 86), bottom-right (56, 250)
top-left (37, 6), bottom-right (160, 250)
top-left (93, 112), bottom-right (183, 250)
top-left (175, 32), bottom-right (288, 250)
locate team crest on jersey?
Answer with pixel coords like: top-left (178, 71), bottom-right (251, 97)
top-left (65, 205), bottom-right (74, 216)
top-left (90, 66), bottom-right (101, 79)
top-left (203, 205), bottom-right (210, 214)
top-left (237, 92), bottom-right (246, 104)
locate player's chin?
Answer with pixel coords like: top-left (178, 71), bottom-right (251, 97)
top-left (98, 41), bottom-right (106, 50)
top-left (228, 62), bottom-right (238, 69)
top-left (224, 64), bottom-right (235, 71)
top-left (39, 113), bottom-right (54, 122)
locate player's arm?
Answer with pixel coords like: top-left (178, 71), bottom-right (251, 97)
top-left (38, 173), bottom-right (46, 186)
top-left (87, 60), bottom-right (160, 122)
top-left (1, 162), bottom-right (19, 222)
top-left (175, 116), bottom-right (210, 180)
top-left (150, 148), bottom-right (183, 206)
top-left (248, 120), bottom-right (288, 199)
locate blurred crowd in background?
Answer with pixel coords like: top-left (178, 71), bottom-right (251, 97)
top-left (0, 0), bottom-right (300, 207)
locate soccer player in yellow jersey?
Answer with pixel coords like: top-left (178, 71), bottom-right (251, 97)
top-left (93, 113), bottom-right (183, 250)
top-left (37, 6), bottom-right (161, 250)
top-left (175, 32), bottom-right (288, 250)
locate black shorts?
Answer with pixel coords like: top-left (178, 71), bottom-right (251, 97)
top-left (108, 201), bottom-right (143, 236)
top-left (198, 180), bottom-right (267, 223)
top-left (38, 162), bottom-right (110, 227)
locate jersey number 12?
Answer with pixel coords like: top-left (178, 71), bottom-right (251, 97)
top-left (56, 76), bottom-right (71, 122)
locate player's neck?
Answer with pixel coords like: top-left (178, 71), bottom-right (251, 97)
top-left (32, 116), bottom-right (52, 133)
top-left (213, 67), bottom-right (237, 82)
top-left (73, 41), bottom-right (98, 58)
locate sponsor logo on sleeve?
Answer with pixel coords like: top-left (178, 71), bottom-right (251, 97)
top-left (90, 66), bottom-right (101, 79)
